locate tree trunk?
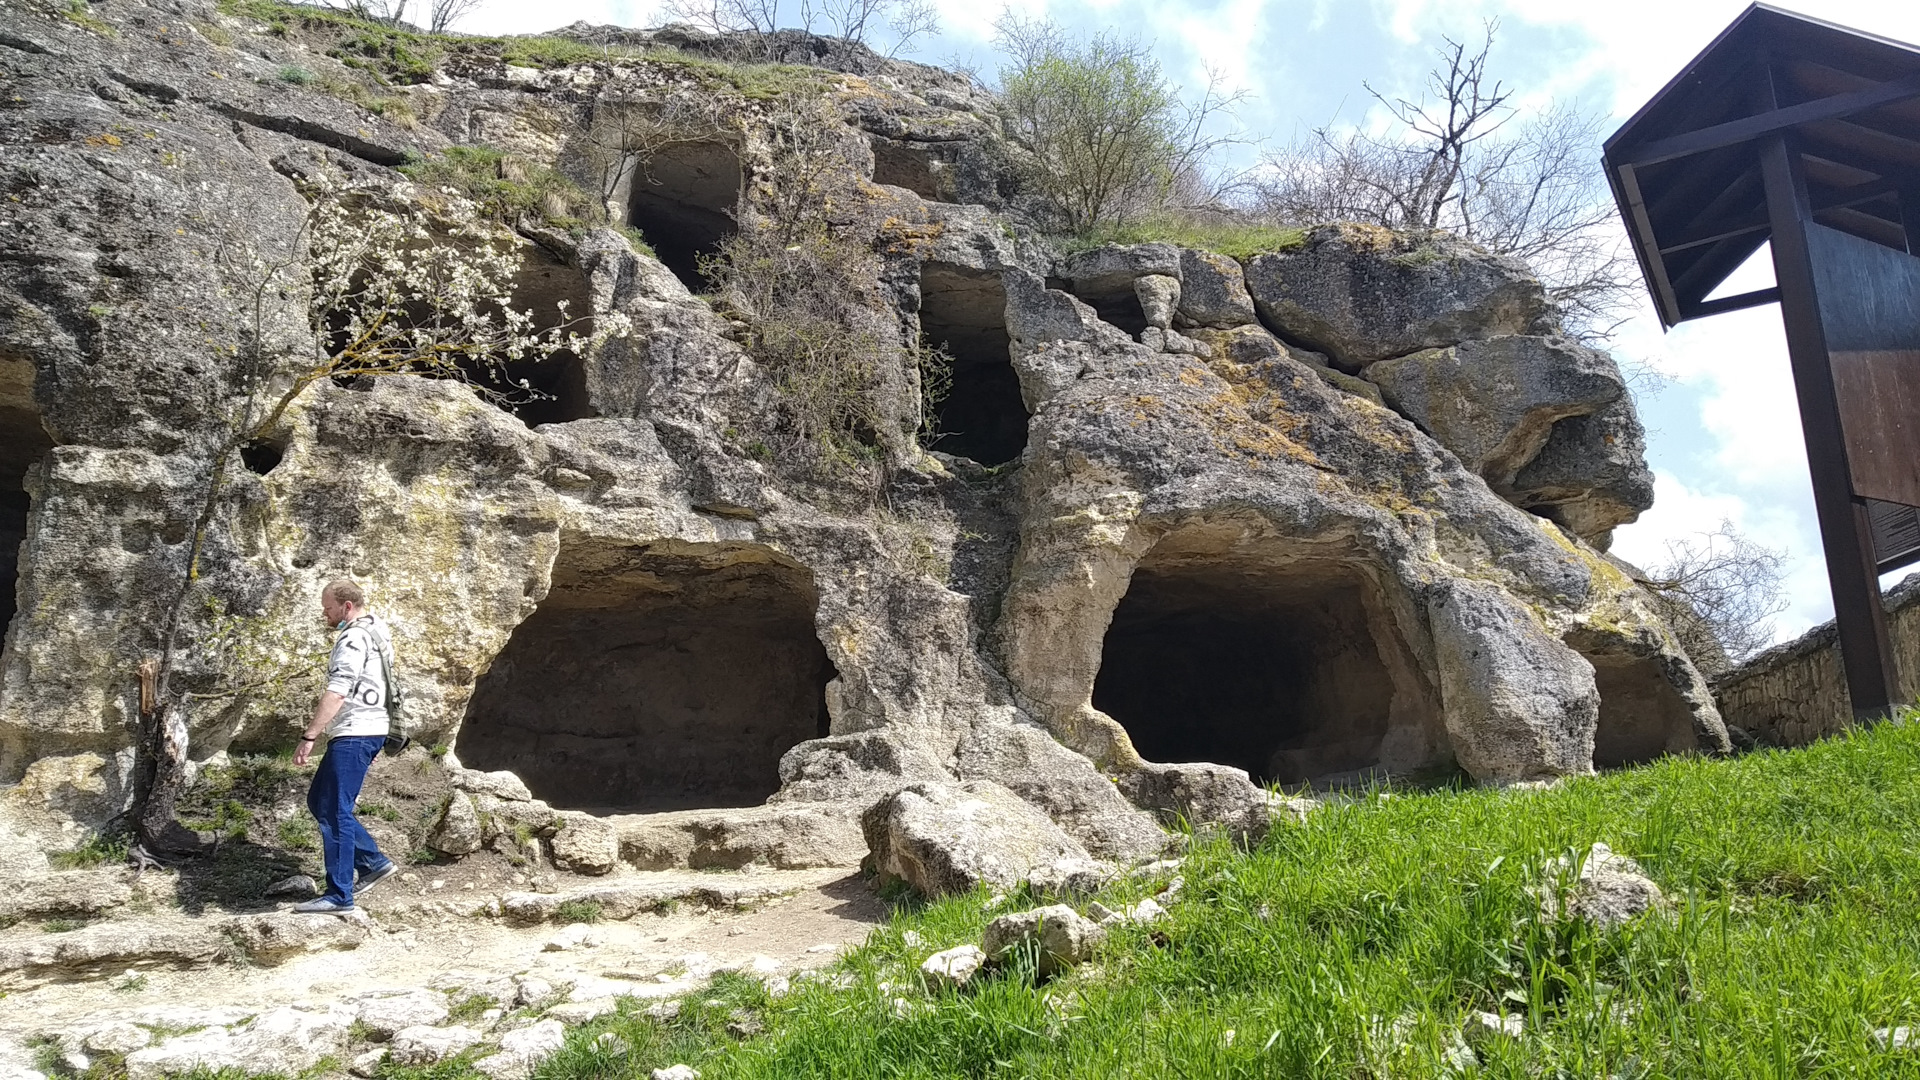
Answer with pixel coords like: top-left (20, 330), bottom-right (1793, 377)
top-left (131, 699), bottom-right (205, 857)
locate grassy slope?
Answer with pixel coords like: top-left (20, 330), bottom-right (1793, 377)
top-left (468, 719), bottom-right (1920, 1080)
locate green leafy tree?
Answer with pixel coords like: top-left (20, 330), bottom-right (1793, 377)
top-left (992, 16), bottom-right (1244, 233)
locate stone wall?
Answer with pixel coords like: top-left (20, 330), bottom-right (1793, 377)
top-left (1714, 574), bottom-right (1920, 745)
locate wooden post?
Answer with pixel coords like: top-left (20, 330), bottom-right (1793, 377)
top-left (1759, 133), bottom-right (1901, 721)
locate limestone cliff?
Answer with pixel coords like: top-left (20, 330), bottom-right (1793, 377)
top-left (0, 0), bottom-right (1721, 872)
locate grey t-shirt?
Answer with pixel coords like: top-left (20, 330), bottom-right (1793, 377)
top-left (325, 614), bottom-right (394, 738)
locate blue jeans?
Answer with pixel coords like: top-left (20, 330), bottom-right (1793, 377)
top-left (306, 735), bottom-right (391, 905)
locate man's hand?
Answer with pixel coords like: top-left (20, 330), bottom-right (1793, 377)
top-left (299, 691), bottom-right (346, 766)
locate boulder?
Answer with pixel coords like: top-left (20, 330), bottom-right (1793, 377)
top-left (1508, 400), bottom-right (1656, 547)
top-left (919, 944), bottom-right (987, 991)
top-left (1363, 336), bottom-right (1626, 484)
top-left (1542, 842), bottom-right (1667, 928)
top-left (1116, 762), bottom-right (1276, 843)
top-left (351, 989), bottom-right (450, 1040)
top-left (1242, 223), bottom-right (1554, 369)
top-left (981, 904), bottom-right (1105, 977)
top-left (473, 1019), bottom-right (567, 1080)
top-left (0, 921), bottom-right (229, 988)
top-left (613, 802), bottom-right (865, 870)
top-left (387, 1025), bottom-right (483, 1066)
top-left (1175, 249), bottom-right (1258, 328)
top-left (550, 811), bottom-right (620, 875)
top-left (953, 719), bottom-right (1168, 862)
top-left (861, 780), bottom-right (1092, 897)
top-left (772, 732), bottom-right (955, 805)
top-left (0, 871), bottom-right (132, 921)
top-left (225, 911), bottom-right (370, 965)
top-left (1133, 275), bottom-right (1180, 330)
top-left (1060, 243), bottom-right (1182, 300)
top-left (1026, 858), bottom-right (1118, 898)
top-left (1429, 579), bottom-right (1600, 782)
top-left (451, 769), bottom-right (534, 802)
top-left (430, 793), bottom-right (484, 857)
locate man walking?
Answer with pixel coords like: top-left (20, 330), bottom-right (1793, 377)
top-left (291, 579), bottom-right (399, 914)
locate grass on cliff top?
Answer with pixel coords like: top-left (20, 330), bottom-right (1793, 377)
top-left (1062, 214), bottom-right (1308, 260)
top-left (437, 715), bottom-right (1920, 1080)
top-left (216, 0), bottom-right (824, 97)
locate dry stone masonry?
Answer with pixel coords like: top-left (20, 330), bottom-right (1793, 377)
top-left (0, 0), bottom-right (1731, 922)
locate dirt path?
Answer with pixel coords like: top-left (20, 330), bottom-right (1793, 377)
top-left (0, 867), bottom-right (888, 1045)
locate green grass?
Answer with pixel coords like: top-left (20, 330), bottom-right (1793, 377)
top-left (276, 817), bottom-right (318, 852)
top-left (462, 717), bottom-right (1920, 1079)
top-left (399, 145), bottom-right (592, 228)
top-left (185, 799), bottom-right (254, 840)
top-left (554, 900), bottom-right (604, 925)
top-left (49, 832), bottom-right (128, 869)
top-left (1062, 215), bottom-right (1308, 260)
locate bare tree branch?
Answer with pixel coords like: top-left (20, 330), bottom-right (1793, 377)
top-left (1643, 518), bottom-right (1790, 670)
top-left (1249, 23), bottom-right (1640, 344)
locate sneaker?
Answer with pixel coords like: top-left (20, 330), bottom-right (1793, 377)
top-left (356, 861), bottom-right (398, 895)
top-left (291, 897), bottom-right (358, 915)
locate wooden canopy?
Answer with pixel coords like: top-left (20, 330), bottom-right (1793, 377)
top-left (1605, 5), bottom-right (1920, 719)
top-left (1604, 3), bottom-right (1920, 328)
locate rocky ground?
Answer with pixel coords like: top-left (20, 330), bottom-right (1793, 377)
top-left (0, 862), bottom-right (886, 1080)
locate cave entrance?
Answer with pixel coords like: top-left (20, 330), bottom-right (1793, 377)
top-left (0, 355), bottom-right (51, 637)
top-left (627, 141), bottom-right (742, 290)
top-left (919, 263), bottom-right (1027, 466)
top-left (1092, 548), bottom-right (1440, 787)
top-left (1570, 637), bottom-right (1702, 768)
top-left (465, 250), bottom-right (596, 426)
top-left (458, 542), bottom-right (835, 812)
top-left (870, 136), bottom-right (947, 201)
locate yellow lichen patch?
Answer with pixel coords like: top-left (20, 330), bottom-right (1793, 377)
top-left (1177, 367), bottom-right (1207, 388)
top-left (877, 215), bottom-right (946, 256)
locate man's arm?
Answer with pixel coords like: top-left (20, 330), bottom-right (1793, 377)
top-left (295, 691), bottom-right (345, 767)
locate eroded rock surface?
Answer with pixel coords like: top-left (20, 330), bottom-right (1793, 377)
top-left (0, 0), bottom-right (1721, 913)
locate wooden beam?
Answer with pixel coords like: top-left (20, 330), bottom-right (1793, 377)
top-left (1678, 287), bottom-right (1781, 321)
top-left (1759, 132), bottom-right (1902, 722)
top-left (1623, 72), bottom-right (1920, 168)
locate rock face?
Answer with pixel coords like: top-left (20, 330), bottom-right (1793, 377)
top-left (1242, 225), bottom-right (1558, 370)
top-left (1364, 336), bottom-right (1653, 546)
top-left (0, 0), bottom-right (1724, 886)
top-left (862, 781), bottom-right (1092, 896)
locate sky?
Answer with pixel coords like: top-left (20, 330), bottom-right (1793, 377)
top-left (461, 0), bottom-right (1920, 647)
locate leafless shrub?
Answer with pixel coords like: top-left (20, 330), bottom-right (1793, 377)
top-left (1249, 24), bottom-right (1639, 342)
top-left (1643, 519), bottom-right (1789, 671)
top-left (659, 0), bottom-right (938, 57)
top-left (428, 0), bottom-right (483, 33)
top-left (699, 99), bottom-right (936, 492)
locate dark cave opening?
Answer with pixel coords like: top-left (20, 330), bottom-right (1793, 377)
top-left (627, 141), bottom-right (742, 291)
top-left (466, 251), bottom-right (597, 427)
top-left (459, 543), bottom-right (835, 812)
top-left (0, 357), bottom-right (51, 639)
top-left (919, 263), bottom-right (1028, 466)
top-left (239, 439), bottom-right (284, 475)
top-left (1093, 556), bottom-right (1416, 787)
top-left (0, 490), bottom-right (28, 636)
top-left (1054, 275), bottom-right (1151, 340)
top-left (1574, 641), bottom-right (1701, 768)
top-left (870, 136), bottom-right (945, 200)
